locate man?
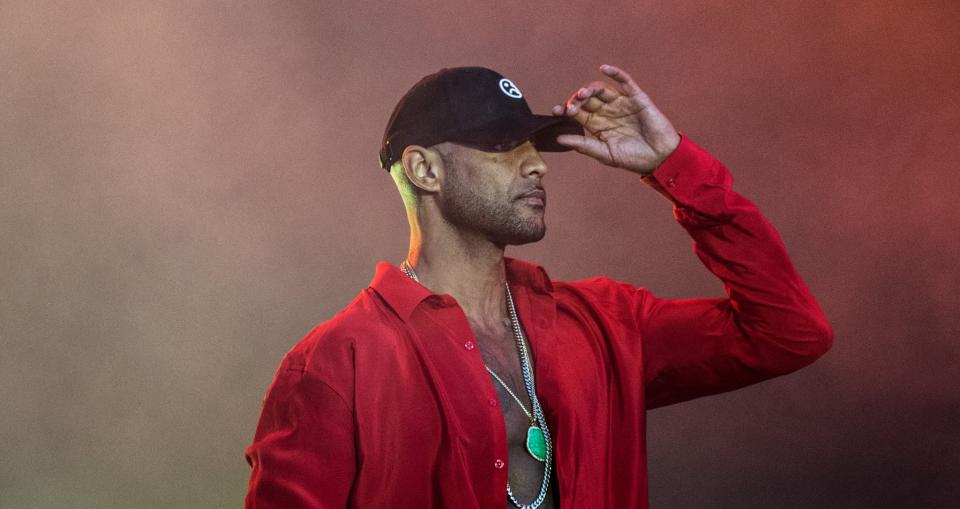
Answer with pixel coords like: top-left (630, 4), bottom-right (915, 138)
top-left (244, 64), bottom-right (832, 508)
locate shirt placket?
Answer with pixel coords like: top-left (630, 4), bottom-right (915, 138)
top-left (413, 295), bottom-right (511, 494)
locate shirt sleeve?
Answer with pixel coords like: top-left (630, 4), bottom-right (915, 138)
top-left (244, 354), bottom-right (356, 508)
top-left (636, 136), bottom-right (833, 409)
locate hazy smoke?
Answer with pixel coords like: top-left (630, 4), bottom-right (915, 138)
top-left (1, 1), bottom-right (957, 507)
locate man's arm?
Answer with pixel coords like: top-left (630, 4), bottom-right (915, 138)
top-left (244, 354), bottom-right (356, 508)
top-left (554, 65), bottom-right (833, 408)
top-left (636, 136), bottom-right (832, 407)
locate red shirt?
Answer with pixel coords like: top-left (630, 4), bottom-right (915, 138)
top-left (244, 137), bottom-right (833, 508)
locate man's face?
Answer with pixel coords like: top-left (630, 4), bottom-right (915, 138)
top-left (435, 140), bottom-right (549, 246)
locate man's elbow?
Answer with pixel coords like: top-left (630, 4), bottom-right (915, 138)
top-left (783, 315), bottom-right (834, 369)
top-left (752, 313), bottom-right (833, 376)
top-left (815, 319), bottom-right (834, 354)
top-left (802, 319), bottom-right (833, 360)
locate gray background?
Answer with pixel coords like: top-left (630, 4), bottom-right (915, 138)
top-left (1, 1), bottom-right (957, 507)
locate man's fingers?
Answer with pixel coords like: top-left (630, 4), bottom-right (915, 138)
top-left (557, 66), bottom-right (650, 118)
top-left (563, 82), bottom-right (621, 114)
top-left (600, 64), bottom-right (649, 103)
top-left (595, 87), bottom-right (619, 103)
top-left (579, 81), bottom-right (620, 103)
top-left (563, 87), bottom-right (591, 114)
top-left (600, 64), bottom-right (638, 91)
top-left (556, 134), bottom-right (610, 161)
top-left (576, 96), bottom-right (606, 114)
top-left (564, 93), bottom-right (607, 116)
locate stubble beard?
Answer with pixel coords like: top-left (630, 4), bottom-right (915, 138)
top-left (439, 178), bottom-right (546, 247)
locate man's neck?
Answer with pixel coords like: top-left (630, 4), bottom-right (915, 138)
top-left (405, 227), bottom-right (508, 328)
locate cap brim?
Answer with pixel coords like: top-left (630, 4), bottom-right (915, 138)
top-left (451, 114), bottom-right (584, 152)
top-left (529, 115), bottom-right (585, 152)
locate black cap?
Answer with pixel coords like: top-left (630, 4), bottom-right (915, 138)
top-left (379, 67), bottom-right (584, 170)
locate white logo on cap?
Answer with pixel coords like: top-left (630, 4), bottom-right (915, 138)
top-left (499, 78), bottom-right (523, 99)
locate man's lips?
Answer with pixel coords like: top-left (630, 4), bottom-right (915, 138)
top-left (516, 188), bottom-right (546, 207)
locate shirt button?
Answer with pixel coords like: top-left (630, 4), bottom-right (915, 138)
top-left (488, 398), bottom-right (498, 407)
top-left (494, 459), bottom-right (505, 469)
top-left (666, 176), bottom-right (677, 188)
top-left (464, 341), bottom-right (475, 351)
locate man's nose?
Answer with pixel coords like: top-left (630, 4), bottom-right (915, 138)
top-left (520, 142), bottom-right (548, 178)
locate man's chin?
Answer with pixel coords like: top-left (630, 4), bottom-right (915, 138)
top-left (502, 225), bottom-right (546, 246)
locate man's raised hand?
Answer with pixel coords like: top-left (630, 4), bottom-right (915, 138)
top-left (552, 64), bottom-right (681, 176)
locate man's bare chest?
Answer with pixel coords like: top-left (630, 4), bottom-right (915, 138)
top-left (473, 325), bottom-right (532, 431)
top-left (469, 322), bottom-right (557, 507)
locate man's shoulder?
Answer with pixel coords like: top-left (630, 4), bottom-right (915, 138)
top-left (508, 257), bottom-right (652, 306)
top-left (553, 274), bottom-right (647, 302)
top-left (550, 274), bottom-right (659, 330)
top-left (284, 287), bottom-right (398, 369)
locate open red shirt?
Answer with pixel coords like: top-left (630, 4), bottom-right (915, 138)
top-left (244, 137), bottom-right (833, 508)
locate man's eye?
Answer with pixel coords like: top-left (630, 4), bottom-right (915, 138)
top-left (492, 140), bottom-right (526, 151)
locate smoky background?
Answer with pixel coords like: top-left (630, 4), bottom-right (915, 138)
top-left (1, 1), bottom-right (957, 507)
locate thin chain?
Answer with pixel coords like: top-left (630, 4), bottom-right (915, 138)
top-left (399, 261), bottom-right (553, 509)
top-left (485, 366), bottom-right (533, 422)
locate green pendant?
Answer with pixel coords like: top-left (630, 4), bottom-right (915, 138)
top-left (526, 425), bottom-right (547, 462)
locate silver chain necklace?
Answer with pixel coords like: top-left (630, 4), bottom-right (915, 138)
top-left (399, 260), bottom-right (553, 509)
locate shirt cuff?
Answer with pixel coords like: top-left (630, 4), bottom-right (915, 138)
top-left (641, 135), bottom-right (724, 208)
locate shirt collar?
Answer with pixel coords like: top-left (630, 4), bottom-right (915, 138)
top-left (368, 257), bottom-right (555, 321)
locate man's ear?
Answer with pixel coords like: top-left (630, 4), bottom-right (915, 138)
top-left (401, 145), bottom-right (445, 194)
